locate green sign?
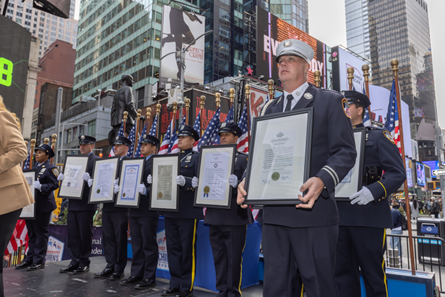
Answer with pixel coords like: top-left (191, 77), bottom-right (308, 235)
top-left (0, 57), bottom-right (14, 87)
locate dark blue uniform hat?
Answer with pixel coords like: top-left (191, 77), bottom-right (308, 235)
top-left (342, 90), bottom-right (371, 109)
top-left (139, 134), bottom-right (160, 147)
top-left (177, 125), bottom-right (200, 141)
top-left (78, 135), bottom-right (96, 144)
top-left (114, 135), bottom-right (132, 147)
top-left (218, 122), bottom-right (242, 137)
top-left (35, 144), bottom-right (55, 158)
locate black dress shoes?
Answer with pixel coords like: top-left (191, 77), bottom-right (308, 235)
top-left (27, 263), bottom-right (45, 271)
top-left (60, 265), bottom-right (77, 273)
top-left (135, 279), bottom-right (156, 290)
top-left (15, 261), bottom-right (32, 269)
top-left (175, 290), bottom-right (193, 297)
top-left (94, 268), bottom-right (114, 278)
top-left (120, 275), bottom-right (142, 285)
top-left (161, 287), bottom-right (180, 296)
top-left (109, 272), bottom-right (124, 281)
top-left (74, 266), bottom-right (89, 273)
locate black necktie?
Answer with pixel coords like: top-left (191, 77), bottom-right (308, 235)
top-left (285, 94), bottom-right (293, 112)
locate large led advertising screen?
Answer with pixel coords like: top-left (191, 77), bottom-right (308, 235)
top-left (256, 7), bottom-right (329, 88)
top-left (416, 162), bottom-right (426, 187)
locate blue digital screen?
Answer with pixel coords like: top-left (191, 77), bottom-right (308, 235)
top-left (423, 161), bottom-right (439, 178)
top-left (416, 162), bottom-right (426, 186)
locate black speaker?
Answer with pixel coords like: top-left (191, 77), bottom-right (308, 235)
top-left (31, 0), bottom-right (70, 19)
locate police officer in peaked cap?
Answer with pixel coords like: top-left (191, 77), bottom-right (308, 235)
top-left (237, 39), bottom-right (357, 297)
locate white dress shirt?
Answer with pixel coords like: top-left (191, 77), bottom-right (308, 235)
top-left (282, 82), bottom-right (310, 112)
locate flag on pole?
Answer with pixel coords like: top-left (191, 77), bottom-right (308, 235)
top-left (363, 84), bottom-right (371, 127)
top-left (134, 123), bottom-right (148, 158)
top-left (159, 120), bottom-right (173, 155)
top-left (192, 112), bottom-right (201, 152)
top-left (149, 115), bottom-right (158, 137)
top-left (23, 153), bottom-right (30, 170)
top-left (213, 106), bottom-right (234, 145)
top-left (109, 121), bottom-right (125, 157)
top-left (196, 107), bottom-right (221, 151)
top-left (384, 80), bottom-right (401, 153)
top-left (4, 220), bottom-right (28, 256)
top-left (237, 105), bottom-right (249, 153)
top-left (126, 125), bottom-right (137, 158)
top-left (169, 117), bottom-right (186, 154)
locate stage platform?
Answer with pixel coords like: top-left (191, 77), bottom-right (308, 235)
top-left (3, 256), bottom-right (263, 297)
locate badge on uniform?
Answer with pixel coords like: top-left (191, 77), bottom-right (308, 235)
top-left (342, 98), bottom-right (351, 119)
top-left (186, 156), bottom-right (192, 163)
top-left (304, 93), bottom-right (313, 100)
top-left (39, 168), bottom-right (46, 174)
top-left (383, 131), bottom-right (396, 145)
top-left (52, 168), bottom-right (59, 176)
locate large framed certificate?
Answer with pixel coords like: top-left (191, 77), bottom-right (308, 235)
top-left (335, 127), bottom-right (366, 201)
top-left (58, 155), bottom-right (89, 199)
top-left (20, 170), bottom-right (36, 220)
top-left (88, 157), bottom-right (119, 204)
top-left (115, 158), bottom-right (145, 208)
top-left (149, 154), bottom-right (180, 212)
top-left (194, 144), bottom-right (236, 209)
top-left (244, 108), bottom-right (313, 205)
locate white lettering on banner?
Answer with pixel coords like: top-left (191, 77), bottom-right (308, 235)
top-left (92, 237), bottom-right (102, 245)
top-left (157, 230), bottom-right (169, 271)
top-left (91, 247), bottom-right (103, 255)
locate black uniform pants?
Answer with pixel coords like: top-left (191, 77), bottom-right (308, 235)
top-left (0, 209), bottom-right (21, 297)
top-left (209, 225), bottom-right (247, 297)
top-left (335, 226), bottom-right (387, 297)
top-left (24, 210), bottom-right (52, 265)
top-left (102, 211), bottom-right (128, 273)
top-left (262, 223), bottom-right (339, 297)
top-left (67, 210), bottom-right (95, 267)
top-left (129, 215), bottom-right (159, 280)
top-left (165, 218), bottom-right (197, 291)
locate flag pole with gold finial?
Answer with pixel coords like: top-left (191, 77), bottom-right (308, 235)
top-left (200, 95), bottom-right (206, 136)
top-left (347, 67), bottom-right (354, 90)
top-left (51, 134), bottom-right (57, 164)
top-left (134, 109), bottom-right (142, 155)
top-left (146, 107), bottom-right (152, 132)
top-left (362, 64), bottom-right (372, 120)
top-left (268, 79), bottom-right (274, 99)
top-left (156, 104), bottom-right (161, 139)
top-left (172, 101), bottom-right (178, 133)
top-left (185, 97), bottom-right (190, 124)
top-left (245, 84), bottom-right (251, 143)
top-left (314, 70), bottom-right (321, 89)
top-left (29, 139), bottom-right (36, 168)
top-left (123, 111), bottom-right (128, 137)
top-left (229, 88), bottom-right (235, 109)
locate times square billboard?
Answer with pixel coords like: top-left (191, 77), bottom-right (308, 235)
top-left (256, 7), bottom-right (329, 88)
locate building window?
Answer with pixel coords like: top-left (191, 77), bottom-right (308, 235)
top-left (88, 120), bottom-right (96, 136)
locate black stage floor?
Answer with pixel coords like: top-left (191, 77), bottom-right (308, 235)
top-left (3, 256), bottom-right (264, 297)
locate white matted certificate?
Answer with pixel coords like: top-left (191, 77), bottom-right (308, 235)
top-left (115, 158), bottom-right (145, 208)
top-left (20, 170), bottom-right (36, 219)
top-left (58, 155), bottom-right (89, 199)
top-left (89, 157), bottom-right (119, 204)
top-left (244, 108), bottom-right (313, 205)
top-left (194, 145), bottom-right (236, 209)
top-left (149, 154), bottom-right (180, 212)
top-left (335, 127), bottom-right (365, 200)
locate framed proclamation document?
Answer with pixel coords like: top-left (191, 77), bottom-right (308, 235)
top-left (149, 154), bottom-right (180, 212)
top-left (194, 144), bottom-right (236, 209)
top-left (335, 127), bottom-right (365, 201)
top-left (244, 108), bottom-right (313, 205)
top-left (115, 158), bottom-right (145, 208)
top-left (20, 170), bottom-right (36, 220)
top-left (58, 155), bottom-right (89, 199)
top-left (88, 157), bottom-right (119, 204)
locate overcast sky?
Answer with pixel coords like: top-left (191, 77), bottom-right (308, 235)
top-left (74, 0), bottom-right (444, 128)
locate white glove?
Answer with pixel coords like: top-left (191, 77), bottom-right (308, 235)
top-left (137, 184), bottom-right (146, 195)
top-left (192, 177), bottom-right (199, 188)
top-left (176, 175), bottom-right (186, 187)
top-left (87, 179), bottom-right (93, 187)
top-left (114, 185), bottom-right (120, 194)
top-left (34, 179), bottom-right (42, 191)
top-left (82, 172), bottom-right (90, 182)
top-left (57, 173), bottom-right (64, 181)
top-left (350, 186), bottom-right (374, 205)
top-left (228, 174), bottom-right (238, 188)
top-left (147, 174), bottom-right (153, 184)
top-left (113, 178), bottom-right (119, 187)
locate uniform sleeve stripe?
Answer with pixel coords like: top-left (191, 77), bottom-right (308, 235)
top-left (323, 166), bottom-right (339, 185)
top-left (322, 167), bottom-right (338, 186)
top-left (377, 181), bottom-right (387, 198)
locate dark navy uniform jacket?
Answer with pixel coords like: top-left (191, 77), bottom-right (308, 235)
top-left (337, 124), bottom-right (406, 228)
top-left (259, 83), bottom-right (357, 228)
top-left (161, 148), bottom-right (203, 220)
top-left (34, 160), bottom-right (59, 213)
top-left (103, 156), bottom-right (129, 213)
top-left (130, 155), bottom-right (158, 218)
top-left (205, 151), bottom-right (253, 225)
top-left (68, 153), bottom-right (100, 212)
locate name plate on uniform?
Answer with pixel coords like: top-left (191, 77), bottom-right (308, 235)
top-left (149, 154), bottom-right (180, 212)
top-left (88, 157), bottom-right (119, 204)
top-left (58, 155), bottom-right (89, 200)
top-left (115, 157), bottom-right (145, 208)
top-left (244, 108), bottom-right (313, 205)
top-left (20, 170), bottom-right (36, 220)
top-left (194, 144), bottom-right (236, 209)
top-left (335, 127), bottom-right (365, 200)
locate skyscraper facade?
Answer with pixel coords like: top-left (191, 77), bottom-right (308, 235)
top-left (345, 0), bottom-right (437, 160)
top-left (3, 0), bottom-right (78, 59)
top-left (270, 0), bottom-right (309, 32)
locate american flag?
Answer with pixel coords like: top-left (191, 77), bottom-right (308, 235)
top-left (4, 219), bottom-right (28, 256)
top-left (169, 116), bottom-right (186, 154)
top-left (134, 123), bottom-right (147, 158)
top-left (126, 124), bottom-right (137, 158)
top-left (362, 84), bottom-right (371, 126)
top-left (109, 121), bottom-right (125, 157)
top-left (196, 107), bottom-right (220, 151)
top-left (213, 106), bottom-right (233, 145)
top-left (192, 112), bottom-right (201, 152)
top-left (384, 80), bottom-right (401, 153)
top-left (149, 115), bottom-right (158, 137)
top-left (237, 104), bottom-right (249, 153)
top-left (159, 120), bottom-right (173, 155)
top-left (23, 153), bottom-right (30, 170)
